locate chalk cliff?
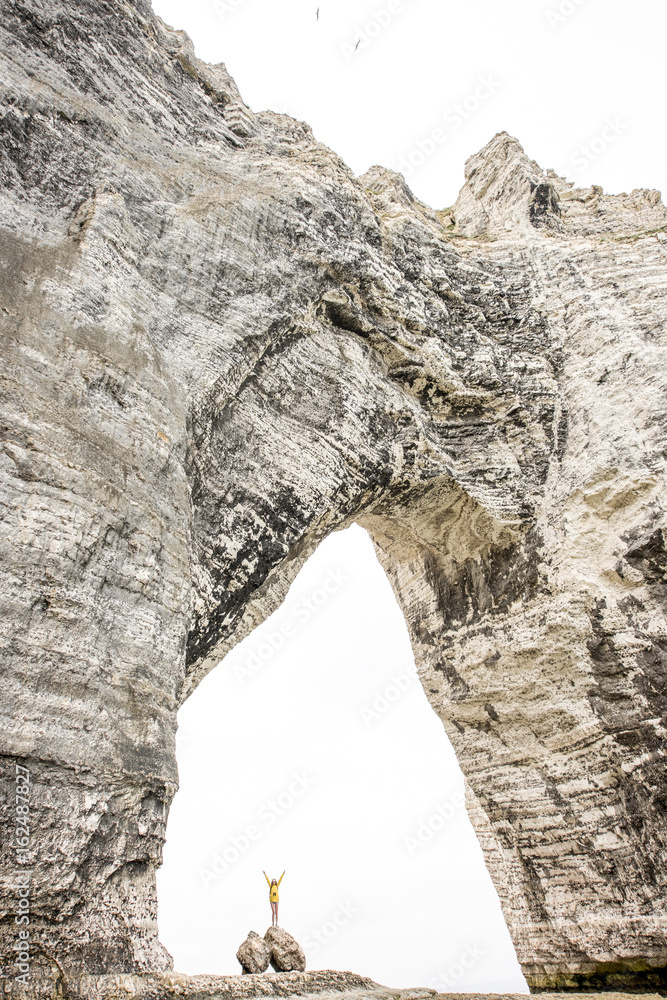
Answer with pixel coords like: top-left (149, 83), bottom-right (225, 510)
top-left (1, 0), bottom-right (666, 996)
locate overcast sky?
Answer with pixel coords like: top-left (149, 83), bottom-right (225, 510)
top-left (157, 526), bottom-right (525, 990)
top-left (152, 0), bottom-right (666, 990)
top-left (151, 0), bottom-right (666, 209)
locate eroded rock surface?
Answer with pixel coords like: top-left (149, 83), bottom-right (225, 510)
top-left (237, 932), bottom-right (270, 975)
top-left (2, 969), bottom-right (393, 1000)
top-left (0, 0), bottom-right (666, 995)
top-left (264, 926), bottom-right (306, 973)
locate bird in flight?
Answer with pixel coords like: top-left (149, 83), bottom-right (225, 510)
top-left (354, 39), bottom-right (360, 50)
top-left (316, 6), bottom-right (319, 18)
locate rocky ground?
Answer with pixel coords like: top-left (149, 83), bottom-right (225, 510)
top-left (3, 967), bottom-right (667, 1000)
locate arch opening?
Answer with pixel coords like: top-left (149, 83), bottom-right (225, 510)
top-left (157, 524), bottom-right (527, 992)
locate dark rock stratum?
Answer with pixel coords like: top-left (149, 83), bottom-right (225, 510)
top-left (1, 0), bottom-right (666, 997)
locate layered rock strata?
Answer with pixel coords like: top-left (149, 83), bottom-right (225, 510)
top-left (0, 0), bottom-right (666, 995)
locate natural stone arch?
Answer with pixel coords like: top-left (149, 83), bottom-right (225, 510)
top-left (1, 1), bottom-right (666, 996)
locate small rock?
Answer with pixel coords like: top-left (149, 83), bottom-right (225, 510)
top-left (264, 926), bottom-right (306, 972)
top-left (236, 931), bottom-right (270, 974)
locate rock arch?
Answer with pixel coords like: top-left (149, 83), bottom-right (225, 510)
top-left (1, 0), bottom-right (666, 994)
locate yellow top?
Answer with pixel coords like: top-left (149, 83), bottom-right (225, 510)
top-left (265, 872), bottom-right (284, 902)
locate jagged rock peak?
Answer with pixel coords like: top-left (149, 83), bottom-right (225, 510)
top-left (453, 131), bottom-right (561, 236)
top-left (360, 165), bottom-right (416, 209)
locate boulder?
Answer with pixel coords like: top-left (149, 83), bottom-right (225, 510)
top-left (236, 931), bottom-right (270, 974)
top-left (264, 926), bottom-right (306, 972)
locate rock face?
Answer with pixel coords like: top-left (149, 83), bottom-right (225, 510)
top-left (0, 0), bottom-right (666, 996)
top-left (264, 927), bottom-right (306, 973)
top-left (236, 931), bottom-right (270, 974)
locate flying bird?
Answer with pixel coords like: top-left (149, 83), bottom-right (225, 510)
top-left (354, 39), bottom-right (360, 50)
top-left (316, 7), bottom-right (319, 18)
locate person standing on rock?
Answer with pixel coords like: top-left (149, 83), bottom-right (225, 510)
top-left (263, 869), bottom-right (284, 926)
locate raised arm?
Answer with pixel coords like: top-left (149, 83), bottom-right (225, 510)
top-left (263, 870), bottom-right (270, 886)
top-left (278, 870), bottom-right (285, 886)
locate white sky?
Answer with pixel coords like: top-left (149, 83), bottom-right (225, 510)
top-left (152, 0), bottom-right (666, 989)
top-left (150, 0), bottom-right (666, 209)
top-left (157, 526), bottom-right (525, 990)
